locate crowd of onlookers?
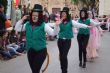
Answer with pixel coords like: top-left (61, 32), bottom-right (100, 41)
top-left (0, 4), bottom-right (27, 60)
top-left (98, 15), bottom-right (110, 31)
top-left (0, 29), bottom-right (26, 60)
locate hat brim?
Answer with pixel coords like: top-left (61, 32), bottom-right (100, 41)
top-left (60, 10), bottom-right (68, 12)
top-left (32, 9), bottom-right (43, 12)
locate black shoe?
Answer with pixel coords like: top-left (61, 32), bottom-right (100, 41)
top-left (82, 63), bottom-right (86, 68)
top-left (62, 70), bottom-right (67, 73)
top-left (79, 62), bottom-right (82, 67)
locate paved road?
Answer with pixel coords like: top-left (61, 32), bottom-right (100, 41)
top-left (0, 32), bottom-right (110, 73)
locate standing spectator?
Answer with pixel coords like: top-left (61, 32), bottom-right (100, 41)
top-left (22, 5), bottom-right (27, 15)
top-left (22, 5), bottom-right (30, 16)
top-left (100, 15), bottom-right (108, 30)
top-left (43, 7), bottom-right (50, 23)
top-left (107, 15), bottom-right (110, 31)
top-left (0, 4), bottom-right (6, 49)
top-left (15, 5), bottom-right (22, 23)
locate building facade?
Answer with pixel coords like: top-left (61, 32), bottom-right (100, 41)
top-left (30, 0), bottom-right (78, 15)
top-left (99, 0), bottom-right (110, 16)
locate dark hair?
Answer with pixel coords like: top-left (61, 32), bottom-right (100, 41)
top-left (91, 11), bottom-right (95, 19)
top-left (95, 15), bottom-right (98, 18)
top-left (44, 7), bottom-right (48, 12)
top-left (0, 4), bottom-right (3, 8)
top-left (23, 5), bottom-right (26, 8)
top-left (60, 11), bottom-right (71, 22)
top-left (22, 12), bottom-right (30, 24)
top-left (79, 9), bottom-right (88, 20)
top-left (88, 11), bottom-right (95, 19)
top-left (9, 30), bottom-right (18, 43)
top-left (29, 10), bottom-right (44, 26)
top-left (103, 15), bottom-right (106, 18)
top-left (10, 29), bottom-right (16, 36)
top-left (18, 5), bottom-right (22, 9)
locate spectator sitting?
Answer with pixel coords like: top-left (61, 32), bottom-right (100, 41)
top-left (6, 30), bottom-right (22, 56)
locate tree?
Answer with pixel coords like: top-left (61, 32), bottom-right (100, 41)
top-left (71, 0), bottom-right (99, 12)
top-left (0, 0), bottom-right (8, 14)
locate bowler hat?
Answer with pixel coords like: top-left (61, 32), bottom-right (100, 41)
top-left (61, 7), bottom-right (69, 12)
top-left (32, 4), bottom-right (43, 12)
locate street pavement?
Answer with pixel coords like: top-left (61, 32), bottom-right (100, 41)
top-left (0, 32), bottom-right (110, 73)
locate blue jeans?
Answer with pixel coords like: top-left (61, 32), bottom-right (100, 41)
top-left (0, 50), bottom-right (12, 59)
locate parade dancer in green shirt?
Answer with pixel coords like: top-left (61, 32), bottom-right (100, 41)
top-left (77, 9), bottom-right (105, 68)
top-left (16, 4), bottom-right (57, 73)
top-left (56, 7), bottom-right (91, 73)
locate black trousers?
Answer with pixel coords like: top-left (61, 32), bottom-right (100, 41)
top-left (57, 38), bottom-right (71, 73)
top-left (27, 48), bottom-right (47, 73)
top-left (77, 34), bottom-right (89, 63)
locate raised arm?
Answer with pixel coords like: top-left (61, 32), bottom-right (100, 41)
top-left (14, 15), bottom-right (28, 32)
top-left (45, 23), bottom-right (59, 36)
top-left (90, 19), bottom-right (102, 26)
top-left (14, 19), bottom-right (26, 32)
top-left (72, 20), bottom-right (88, 28)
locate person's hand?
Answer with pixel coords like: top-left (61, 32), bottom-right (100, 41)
top-left (99, 30), bottom-right (104, 36)
top-left (100, 22), bottom-right (107, 25)
top-left (55, 20), bottom-right (61, 26)
top-left (100, 32), bottom-right (103, 36)
top-left (22, 15), bottom-right (29, 21)
top-left (87, 26), bottom-right (92, 29)
top-left (101, 30), bottom-right (108, 33)
top-left (55, 17), bottom-right (66, 25)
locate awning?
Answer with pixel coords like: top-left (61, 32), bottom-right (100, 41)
top-left (14, 0), bottom-right (20, 6)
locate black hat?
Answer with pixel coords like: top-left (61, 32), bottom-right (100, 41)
top-left (32, 4), bottom-right (43, 12)
top-left (61, 7), bottom-right (69, 12)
